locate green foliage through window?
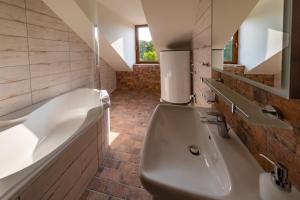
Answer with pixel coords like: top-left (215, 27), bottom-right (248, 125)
top-left (224, 38), bottom-right (233, 62)
top-left (139, 40), bottom-right (157, 61)
top-left (136, 26), bottom-right (158, 62)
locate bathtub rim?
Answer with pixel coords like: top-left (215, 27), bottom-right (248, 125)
top-left (0, 88), bottom-right (101, 132)
top-left (0, 89), bottom-right (108, 199)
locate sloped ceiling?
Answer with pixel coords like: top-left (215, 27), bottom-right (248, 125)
top-left (141, 0), bottom-right (258, 52)
top-left (212, 0), bottom-right (259, 49)
top-left (43, 0), bottom-right (132, 71)
top-left (141, 0), bottom-right (200, 52)
top-left (97, 0), bottom-right (146, 25)
top-left (43, 0), bottom-right (95, 50)
top-left (99, 33), bottom-right (130, 71)
top-left (97, 3), bottom-right (136, 69)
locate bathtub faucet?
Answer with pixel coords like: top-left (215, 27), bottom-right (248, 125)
top-left (201, 112), bottom-right (230, 139)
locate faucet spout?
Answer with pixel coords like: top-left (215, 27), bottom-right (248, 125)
top-left (201, 112), bottom-right (230, 139)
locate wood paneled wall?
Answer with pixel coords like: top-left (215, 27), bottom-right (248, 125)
top-left (0, 0), bottom-right (99, 116)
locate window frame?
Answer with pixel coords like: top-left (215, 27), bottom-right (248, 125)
top-left (224, 31), bottom-right (239, 64)
top-left (135, 24), bottom-right (159, 64)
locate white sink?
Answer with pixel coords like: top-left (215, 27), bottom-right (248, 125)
top-left (140, 105), bottom-right (263, 200)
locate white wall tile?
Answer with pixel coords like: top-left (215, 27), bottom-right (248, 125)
top-left (0, 79), bottom-right (31, 101)
top-left (29, 51), bottom-right (69, 64)
top-left (69, 42), bottom-right (90, 52)
top-left (71, 68), bottom-right (90, 80)
top-left (0, 65), bottom-right (30, 83)
top-left (99, 59), bottom-right (116, 94)
top-left (71, 77), bottom-right (90, 89)
top-left (0, 0), bottom-right (25, 8)
top-left (0, 35), bottom-right (28, 51)
top-left (193, 0), bottom-right (212, 107)
top-left (32, 82), bottom-right (71, 103)
top-left (26, 10), bottom-right (68, 31)
top-left (0, 0), bottom-right (107, 116)
top-left (0, 93), bottom-right (31, 116)
top-left (70, 51), bottom-right (90, 61)
top-left (27, 24), bottom-right (68, 41)
top-left (0, 51), bottom-right (29, 67)
top-left (0, 2), bottom-right (26, 22)
top-left (25, 0), bottom-right (57, 17)
top-left (0, 18), bottom-right (27, 37)
top-left (28, 38), bottom-right (69, 52)
top-left (31, 72), bottom-right (71, 90)
top-left (70, 60), bottom-right (90, 71)
top-left (30, 62), bottom-right (70, 78)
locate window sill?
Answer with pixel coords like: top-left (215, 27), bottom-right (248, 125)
top-left (134, 63), bottom-right (160, 67)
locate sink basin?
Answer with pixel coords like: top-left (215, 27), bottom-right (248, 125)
top-left (140, 105), bottom-right (263, 200)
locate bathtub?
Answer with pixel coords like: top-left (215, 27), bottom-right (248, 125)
top-left (0, 88), bottom-right (110, 199)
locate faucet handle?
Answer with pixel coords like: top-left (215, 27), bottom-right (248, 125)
top-left (259, 154), bottom-right (291, 192)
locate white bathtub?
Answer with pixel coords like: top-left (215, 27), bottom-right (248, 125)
top-left (0, 88), bottom-right (109, 198)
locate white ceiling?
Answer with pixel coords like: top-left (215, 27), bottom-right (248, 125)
top-left (97, 0), bottom-right (147, 25)
top-left (213, 0), bottom-right (258, 49)
top-left (141, 0), bottom-right (200, 52)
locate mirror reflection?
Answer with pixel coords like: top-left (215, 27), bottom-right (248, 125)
top-left (222, 0), bottom-right (288, 88)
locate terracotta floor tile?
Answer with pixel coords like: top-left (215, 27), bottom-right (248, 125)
top-left (87, 178), bottom-right (128, 199)
top-left (80, 190), bottom-right (109, 200)
top-left (97, 167), bottom-right (121, 182)
top-left (81, 89), bottom-right (160, 200)
top-left (126, 187), bottom-right (152, 200)
top-left (103, 158), bottom-right (121, 169)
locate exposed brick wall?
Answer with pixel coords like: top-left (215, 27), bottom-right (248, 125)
top-left (244, 74), bottom-right (275, 87)
top-left (116, 64), bottom-right (160, 94)
top-left (223, 64), bottom-right (275, 87)
top-left (212, 70), bottom-right (300, 189)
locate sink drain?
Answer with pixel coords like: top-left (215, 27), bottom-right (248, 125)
top-left (188, 145), bottom-right (200, 156)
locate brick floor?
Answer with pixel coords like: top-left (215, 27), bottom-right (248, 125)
top-left (81, 89), bottom-right (160, 200)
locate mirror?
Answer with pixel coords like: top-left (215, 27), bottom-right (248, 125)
top-left (212, 0), bottom-right (300, 99)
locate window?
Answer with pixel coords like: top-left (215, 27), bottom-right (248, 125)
top-left (94, 25), bottom-right (100, 66)
top-left (135, 25), bottom-right (158, 64)
top-left (224, 31), bottom-right (239, 64)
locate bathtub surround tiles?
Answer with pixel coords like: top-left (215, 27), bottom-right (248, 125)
top-left (0, 0), bottom-right (99, 116)
top-left (192, 0), bottom-right (212, 107)
top-left (0, 0), bottom-right (25, 8)
top-left (116, 64), bottom-right (160, 94)
top-left (81, 89), bottom-right (160, 200)
top-left (12, 112), bottom-right (109, 200)
top-left (99, 58), bottom-right (117, 94)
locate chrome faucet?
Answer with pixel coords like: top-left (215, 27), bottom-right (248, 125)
top-left (201, 112), bottom-right (230, 138)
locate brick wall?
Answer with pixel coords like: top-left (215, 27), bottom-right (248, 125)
top-left (212, 70), bottom-right (300, 189)
top-left (191, 0), bottom-right (300, 189)
top-left (116, 64), bottom-right (160, 94)
top-left (0, 0), bottom-right (99, 116)
top-left (223, 64), bottom-right (275, 87)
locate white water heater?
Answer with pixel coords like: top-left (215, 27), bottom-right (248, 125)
top-left (160, 50), bottom-right (191, 104)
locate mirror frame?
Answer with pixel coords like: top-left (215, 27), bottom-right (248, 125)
top-left (212, 0), bottom-right (299, 99)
